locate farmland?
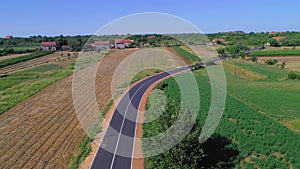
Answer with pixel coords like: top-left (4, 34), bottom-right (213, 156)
top-left (0, 51), bottom-right (76, 75)
top-left (248, 49), bottom-right (300, 56)
top-left (0, 51), bottom-right (53, 68)
top-left (143, 62), bottom-right (300, 168)
top-left (0, 49), bottom-right (138, 169)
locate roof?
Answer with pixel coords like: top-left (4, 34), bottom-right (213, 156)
top-left (270, 32), bottom-right (278, 35)
top-left (94, 41), bottom-right (110, 45)
top-left (41, 42), bottom-right (57, 46)
top-left (115, 39), bottom-right (133, 44)
top-left (273, 36), bottom-right (285, 42)
top-left (148, 36), bottom-right (155, 39)
top-left (212, 38), bottom-right (226, 43)
top-left (5, 35), bottom-right (13, 39)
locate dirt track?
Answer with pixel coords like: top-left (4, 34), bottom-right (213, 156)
top-left (0, 49), bottom-right (139, 169)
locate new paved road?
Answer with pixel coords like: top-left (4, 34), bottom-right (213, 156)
top-left (90, 66), bottom-right (190, 169)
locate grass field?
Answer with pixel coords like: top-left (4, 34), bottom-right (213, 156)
top-left (0, 51), bottom-right (53, 68)
top-left (143, 66), bottom-right (300, 168)
top-left (222, 60), bottom-right (300, 131)
top-left (0, 62), bottom-right (74, 114)
top-left (249, 49), bottom-right (300, 56)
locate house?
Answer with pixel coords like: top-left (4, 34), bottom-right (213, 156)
top-left (114, 39), bottom-right (133, 49)
top-left (269, 32), bottom-right (278, 35)
top-left (5, 35), bottom-right (13, 39)
top-left (212, 38), bottom-right (226, 44)
top-left (91, 41), bottom-right (111, 49)
top-left (148, 36), bottom-right (155, 39)
top-left (264, 42), bottom-right (271, 48)
top-left (41, 42), bottom-right (57, 51)
top-left (273, 36), bottom-right (285, 42)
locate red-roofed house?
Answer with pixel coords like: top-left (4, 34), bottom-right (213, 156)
top-left (270, 32), bottom-right (278, 35)
top-left (212, 38), bottom-right (226, 44)
top-left (5, 35), bottom-right (13, 39)
top-left (91, 41), bottom-right (111, 49)
top-left (273, 36), bottom-right (285, 42)
top-left (148, 36), bottom-right (155, 39)
top-left (41, 42), bottom-right (57, 51)
top-left (115, 39), bottom-right (133, 49)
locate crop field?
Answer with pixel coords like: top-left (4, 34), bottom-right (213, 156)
top-left (0, 49), bottom-right (138, 169)
top-left (255, 56), bottom-right (300, 71)
top-left (0, 52), bottom-right (76, 75)
top-left (223, 60), bottom-right (300, 132)
top-left (143, 65), bottom-right (300, 168)
top-left (249, 49), bottom-right (300, 56)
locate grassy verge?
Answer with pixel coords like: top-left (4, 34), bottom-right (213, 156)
top-left (131, 69), bottom-right (162, 84)
top-left (249, 49), bottom-right (300, 56)
top-left (70, 136), bottom-right (92, 169)
top-left (172, 46), bottom-right (201, 64)
top-left (0, 51), bottom-right (53, 68)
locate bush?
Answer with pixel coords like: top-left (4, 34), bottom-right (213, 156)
top-left (288, 72), bottom-right (300, 80)
top-left (265, 59), bottom-right (278, 65)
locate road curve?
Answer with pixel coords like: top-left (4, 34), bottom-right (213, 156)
top-left (89, 65), bottom-right (190, 169)
top-left (89, 57), bottom-right (226, 169)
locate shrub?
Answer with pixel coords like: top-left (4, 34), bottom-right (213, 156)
top-left (265, 59), bottom-right (278, 65)
top-left (288, 72), bottom-right (300, 80)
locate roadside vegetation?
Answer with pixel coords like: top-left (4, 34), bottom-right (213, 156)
top-left (172, 46), bottom-right (201, 64)
top-left (131, 69), bottom-right (162, 84)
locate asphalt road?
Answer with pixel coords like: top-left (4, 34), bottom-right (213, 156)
top-left (90, 57), bottom-right (225, 169)
top-left (89, 66), bottom-right (190, 169)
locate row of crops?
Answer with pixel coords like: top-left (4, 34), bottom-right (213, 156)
top-left (0, 51), bottom-right (53, 68)
top-left (172, 46), bottom-right (201, 63)
top-left (249, 49), bottom-right (300, 56)
top-left (143, 70), bottom-right (300, 168)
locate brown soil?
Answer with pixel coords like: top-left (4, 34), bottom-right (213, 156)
top-left (0, 48), bottom-right (139, 169)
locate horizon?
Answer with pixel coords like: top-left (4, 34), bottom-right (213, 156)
top-left (1, 0), bottom-right (300, 37)
top-left (2, 30), bottom-right (300, 38)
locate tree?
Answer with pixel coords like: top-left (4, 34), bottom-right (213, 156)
top-left (217, 48), bottom-right (226, 56)
top-left (251, 56), bottom-right (258, 62)
top-left (281, 62), bottom-right (286, 69)
top-left (265, 59), bottom-right (278, 65)
top-left (270, 39), bottom-right (281, 47)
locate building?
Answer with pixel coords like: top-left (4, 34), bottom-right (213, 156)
top-left (114, 39), bottom-right (133, 49)
top-left (91, 41), bottom-right (111, 49)
top-left (41, 42), bottom-right (57, 51)
top-left (5, 35), bottom-right (13, 39)
top-left (269, 32), bottom-right (278, 35)
top-left (212, 38), bottom-right (226, 45)
top-left (273, 36), bottom-right (286, 42)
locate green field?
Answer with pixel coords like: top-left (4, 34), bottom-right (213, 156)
top-left (249, 49), bottom-right (300, 56)
top-left (0, 51), bottom-right (53, 68)
top-left (143, 58), bottom-right (300, 168)
top-left (172, 46), bottom-right (201, 64)
top-left (0, 62), bottom-right (74, 114)
top-left (0, 46), bottom-right (40, 56)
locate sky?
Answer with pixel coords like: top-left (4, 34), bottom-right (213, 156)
top-left (1, 0), bottom-right (300, 37)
